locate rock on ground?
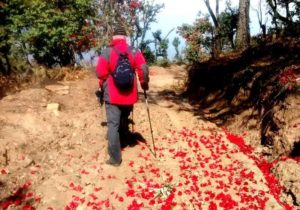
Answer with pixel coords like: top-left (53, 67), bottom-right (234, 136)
top-left (273, 159), bottom-right (300, 205)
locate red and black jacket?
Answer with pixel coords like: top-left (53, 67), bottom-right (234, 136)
top-left (96, 38), bottom-right (149, 105)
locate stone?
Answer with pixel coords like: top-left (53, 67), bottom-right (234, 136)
top-left (47, 103), bottom-right (60, 116)
top-left (47, 103), bottom-right (60, 111)
top-left (273, 160), bottom-right (300, 205)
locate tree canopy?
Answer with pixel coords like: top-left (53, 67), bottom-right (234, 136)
top-left (0, 0), bottom-right (164, 74)
top-left (178, 0), bottom-right (300, 63)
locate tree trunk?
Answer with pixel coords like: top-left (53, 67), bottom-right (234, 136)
top-left (0, 57), bottom-right (6, 75)
top-left (255, 0), bottom-right (267, 39)
top-left (4, 53), bottom-right (11, 76)
top-left (229, 32), bottom-right (235, 49)
top-left (203, 0), bottom-right (221, 58)
top-left (236, 0), bottom-right (250, 50)
top-left (285, 2), bottom-right (291, 22)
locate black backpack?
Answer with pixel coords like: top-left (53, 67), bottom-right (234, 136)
top-left (111, 47), bottom-right (134, 91)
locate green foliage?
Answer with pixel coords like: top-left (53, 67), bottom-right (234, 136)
top-left (0, 1), bottom-right (12, 75)
top-left (152, 29), bottom-right (162, 58)
top-left (152, 29), bottom-right (169, 59)
top-left (177, 15), bottom-right (213, 62)
top-left (172, 37), bottom-right (181, 60)
top-left (0, 0), bottom-right (164, 73)
top-left (141, 44), bottom-right (156, 65)
top-left (1, 0), bottom-right (97, 70)
top-left (156, 58), bottom-right (170, 68)
top-left (218, 7), bottom-right (239, 49)
top-left (185, 45), bottom-right (201, 63)
top-left (267, 0), bottom-right (300, 35)
top-left (128, 0), bottom-right (164, 48)
top-left (177, 4), bottom-right (238, 62)
top-left (103, 0), bottom-right (163, 50)
top-left (159, 39), bottom-right (169, 59)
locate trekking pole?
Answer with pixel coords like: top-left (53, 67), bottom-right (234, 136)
top-left (131, 107), bottom-right (134, 133)
top-left (143, 90), bottom-right (156, 158)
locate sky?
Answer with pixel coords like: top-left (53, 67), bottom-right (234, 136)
top-left (149, 0), bottom-right (268, 58)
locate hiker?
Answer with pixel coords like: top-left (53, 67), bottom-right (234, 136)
top-left (96, 25), bottom-right (149, 166)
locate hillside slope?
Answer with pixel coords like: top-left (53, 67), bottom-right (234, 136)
top-left (0, 65), bottom-right (297, 209)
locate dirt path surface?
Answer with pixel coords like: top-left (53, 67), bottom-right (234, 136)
top-left (0, 66), bottom-right (292, 209)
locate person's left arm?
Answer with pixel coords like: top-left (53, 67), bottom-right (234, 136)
top-left (133, 49), bottom-right (149, 90)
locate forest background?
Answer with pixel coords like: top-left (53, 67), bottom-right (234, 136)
top-left (1, 0), bottom-right (299, 75)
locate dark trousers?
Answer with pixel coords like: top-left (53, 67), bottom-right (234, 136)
top-left (105, 102), bottom-right (133, 163)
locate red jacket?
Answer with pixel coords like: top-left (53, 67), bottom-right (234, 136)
top-left (96, 38), bottom-right (149, 105)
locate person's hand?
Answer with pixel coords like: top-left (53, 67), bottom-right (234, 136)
top-left (141, 83), bottom-right (149, 91)
top-left (95, 89), bottom-right (104, 106)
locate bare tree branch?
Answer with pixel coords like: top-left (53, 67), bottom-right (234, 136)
top-left (203, 0), bottom-right (219, 27)
top-left (266, 0), bottom-right (291, 23)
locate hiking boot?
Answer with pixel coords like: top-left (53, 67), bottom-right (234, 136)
top-left (105, 158), bottom-right (121, 167)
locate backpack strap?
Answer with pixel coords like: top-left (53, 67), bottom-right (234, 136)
top-left (102, 47), bottom-right (112, 61)
top-left (112, 46), bottom-right (130, 56)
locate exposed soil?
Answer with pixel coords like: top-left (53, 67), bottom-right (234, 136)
top-left (0, 65), bottom-right (299, 209)
top-left (182, 38), bottom-right (300, 208)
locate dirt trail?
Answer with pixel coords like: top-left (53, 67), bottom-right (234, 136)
top-left (0, 66), bottom-right (291, 209)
